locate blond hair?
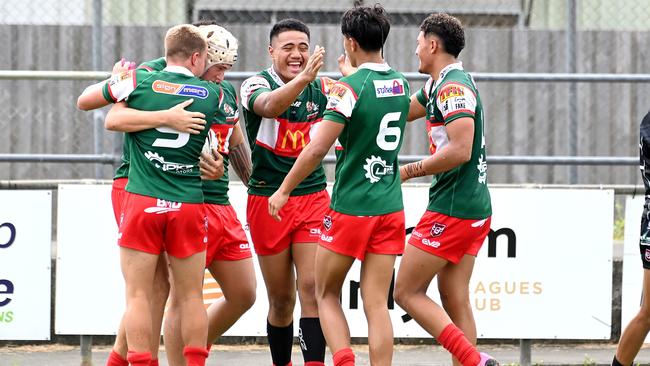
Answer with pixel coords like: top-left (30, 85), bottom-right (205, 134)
top-left (164, 24), bottom-right (207, 61)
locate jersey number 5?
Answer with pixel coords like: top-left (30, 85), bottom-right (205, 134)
top-left (152, 127), bottom-right (190, 148)
top-left (376, 112), bottom-right (402, 151)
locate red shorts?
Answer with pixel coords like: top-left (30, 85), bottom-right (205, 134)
top-left (247, 190), bottom-right (329, 256)
top-left (111, 177), bottom-right (128, 225)
top-left (318, 210), bottom-right (405, 261)
top-left (118, 192), bottom-right (207, 258)
top-left (408, 211), bottom-right (491, 264)
top-left (205, 203), bottom-right (252, 265)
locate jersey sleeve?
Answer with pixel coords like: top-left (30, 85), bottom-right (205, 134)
top-left (436, 80), bottom-right (477, 124)
top-left (137, 57), bottom-right (166, 72)
top-left (415, 77), bottom-right (433, 107)
top-left (316, 76), bottom-right (337, 96)
top-left (323, 81), bottom-right (358, 124)
top-left (240, 75), bottom-right (271, 111)
top-left (101, 69), bottom-right (137, 103)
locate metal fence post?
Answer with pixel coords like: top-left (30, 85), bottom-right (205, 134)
top-left (81, 334), bottom-right (93, 366)
top-left (520, 339), bottom-right (532, 366)
top-left (92, 0), bottom-right (103, 179)
top-left (567, 0), bottom-right (578, 184)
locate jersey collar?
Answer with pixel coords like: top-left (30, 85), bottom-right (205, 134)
top-left (163, 65), bottom-right (195, 77)
top-left (358, 62), bottom-right (391, 72)
top-left (267, 66), bottom-right (286, 87)
top-left (437, 62), bottom-right (464, 81)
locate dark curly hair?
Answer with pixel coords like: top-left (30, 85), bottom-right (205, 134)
top-left (420, 13), bottom-right (465, 58)
top-left (341, 4), bottom-right (391, 52)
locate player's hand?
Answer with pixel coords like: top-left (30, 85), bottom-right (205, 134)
top-left (111, 58), bottom-right (136, 75)
top-left (268, 190), bottom-right (289, 222)
top-left (200, 149), bottom-right (224, 180)
top-left (164, 99), bottom-right (206, 134)
top-left (298, 45), bottom-right (325, 83)
top-left (337, 54), bottom-right (356, 77)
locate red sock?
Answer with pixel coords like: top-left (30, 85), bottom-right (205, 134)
top-left (106, 350), bottom-right (128, 366)
top-left (332, 348), bottom-right (355, 366)
top-left (437, 324), bottom-right (480, 366)
top-left (150, 359), bottom-right (159, 366)
top-left (184, 346), bottom-right (209, 366)
top-left (126, 351), bottom-right (152, 366)
top-left (305, 362), bottom-right (326, 366)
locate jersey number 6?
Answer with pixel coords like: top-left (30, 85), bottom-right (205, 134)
top-left (376, 112), bottom-right (402, 151)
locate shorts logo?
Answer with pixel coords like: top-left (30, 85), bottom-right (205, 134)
top-left (144, 199), bottom-right (182, 214)
top-left (363, 155), bottom-right (394, 183)
top-left (152, 80), bottom-right (209, 99)
top-left (645, 249), bottom-right (650, 262)
top-left (430, 222), bottom-right (446, 237)
top-left (323, 215), bottom-right (333, 231)
top-left (320, 234), bottom-right (334, 243)
top-left (373, 79), bottom-right (405, 98)
top-left (239, 243), bottom-right (250, 250)
top-left (422, 238), bottom-right (441, 248)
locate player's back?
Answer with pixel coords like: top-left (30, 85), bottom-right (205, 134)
top-left (106, 67), bottom-right (221, 203)
top-left (325, 63), bottom-right (410, 216)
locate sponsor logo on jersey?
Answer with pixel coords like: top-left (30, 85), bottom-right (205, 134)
top-left (144, 151), bottom-right (195, 174)
top-left (291, 100), bottom-right (302, 108)
top-left (144, 199), bottom-right (182, 214)
top-left (323, 215), bottom-right (333, 231)
top-left (430, 222), bottom-right (446, 237)
top-left (422, 238), bottom-right (441, 248)
top-left (645, 248), bottom-right (650, 262)
top-left (477, 154), bottom-right (488, 184)
top-left (152, 80), bottom-right (209, 99)
top-left (330, 84), bottom-right (348, 99)
top-left (439, 84), bottom-right (465, 103)
top-left (223, 103), bottom-right (235, 116)
top-left (306, 101), bottom-right (319, 113)
top-left (373, 79), bottom-right (405, 98)
top-left (363, 155), bottom-right (394, 184)
top-left (282, 130), bottom-right (306, 150)
top-left (320, 234), bottom-right (334, 243)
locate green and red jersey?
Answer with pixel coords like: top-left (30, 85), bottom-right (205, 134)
top-left (102, 65), bottom-right (222, 203)
top-left (134, 57), bottom-right (239, 205)
top-left (415, 62), bottom-right (491, 219)
top-left (240, 67), bottom-right (334, 196)
top-left (324, 63), bottom-right (410, 216)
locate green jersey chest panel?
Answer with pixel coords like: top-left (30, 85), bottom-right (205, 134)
top-left (240, 67), bottom-right (334, 196)
top-left (416, 63), bottom-right (491, 219)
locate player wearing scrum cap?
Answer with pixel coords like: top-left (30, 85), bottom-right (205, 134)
top-left (100, 23), bottom-right (256, 366)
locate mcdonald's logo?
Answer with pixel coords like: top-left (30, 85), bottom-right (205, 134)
top-left (282, 130), bottom-right (306, 149)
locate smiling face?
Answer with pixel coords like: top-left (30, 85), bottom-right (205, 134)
top-left (202, 63), bottom-right (231, 83)
top-left (416, 31), bottom-right (435, 74)
top-left (269, 30), bottom-right (310, 83)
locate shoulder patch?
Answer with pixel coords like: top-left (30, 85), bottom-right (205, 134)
top-left (436, 82), bottom-right (477, 120)
top-left (326, 82), bottom-right (357, 119)
top-left (240, 75), bottom-right (271, 110)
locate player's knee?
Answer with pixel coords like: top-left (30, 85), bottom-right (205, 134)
top-left (268, 294), bottom-right (296, 317)
top-left (439, 290), bottom-right (469, 312)
top-left (297, 279), bottom-right (317, 302)
top-left (236, 285), bottom-right (257, 311)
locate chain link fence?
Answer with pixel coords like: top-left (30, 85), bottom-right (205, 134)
top-left (1, 0), bottom-right (649, 184)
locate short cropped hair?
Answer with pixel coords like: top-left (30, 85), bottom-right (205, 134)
top-left (165, 24), bottom-right (207, 60)
top-left (193, 19), bottom-right (218, 27)
top-left (420, 13), bottom-right (465, 58)
top-left (340, 4), bottom-right (391, 52)
top-left (269, 18), bottom-right (310, 44)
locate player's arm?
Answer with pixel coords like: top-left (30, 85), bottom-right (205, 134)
top-left (400, 117), bottom-right (474, 181)
top-left (407, 93), bottom-right (426, 122)
top-left (228, 123), bottom-right (252, 187)
top-left (77, 59), bottom-right (135, 111)
top-left (268, 120), bottom-right (344, 221)
top-left (104, 99), bottom-right (206, 134)
top-left (252, 46), bottom-right (325, 118)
